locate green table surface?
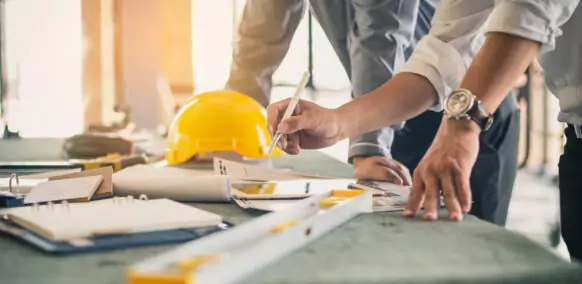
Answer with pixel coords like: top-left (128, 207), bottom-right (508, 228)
top-left (1, 138), bottom-right (582, 284)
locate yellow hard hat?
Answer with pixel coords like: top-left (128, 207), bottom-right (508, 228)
top-left (165, 90), bottom-right (283, 165)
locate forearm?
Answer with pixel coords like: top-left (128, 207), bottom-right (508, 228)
top-left (336, 73), bottom-right (437, 140)
top-left (336, 32), bottom-right (541, 140)
top-left (459, 32), bottom-right (540, 114)
top-left (341, 0), bottom-right (431, 162)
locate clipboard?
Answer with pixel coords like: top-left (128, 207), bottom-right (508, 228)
top-left (0, 219), bottom-right (233, 255)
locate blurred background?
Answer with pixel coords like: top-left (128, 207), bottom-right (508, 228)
top-left (0, 0), bottom-right (351, 138)
top-left (0, 0), bottom-right (567, 259)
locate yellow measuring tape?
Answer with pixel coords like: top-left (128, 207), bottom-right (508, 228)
top-left (127, 189), bottom-right (368, 284)
top-left (128, 255), bottom-right (219, 284)
top-left (82, 154), bottom-right (123, 171)
top-left (319, 189), bottom-right (365, 208)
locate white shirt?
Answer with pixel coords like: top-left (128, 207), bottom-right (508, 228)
top-left (540, 4), bottom-right (582, 126)
top-left (396, 0), bottom-right (580, 112)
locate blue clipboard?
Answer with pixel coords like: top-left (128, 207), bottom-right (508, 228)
top-left (0, 219), bottom-right (233, 255)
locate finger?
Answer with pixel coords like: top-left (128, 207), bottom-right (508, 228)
top-left (279, 134), bottom-right (288, 151)
top-left (374, 159), bottom-right (412, 186)
top-left (266, 98), bottom-right (292, 135)
top-left (402, 173), bottom-right (412, 186)
top-left (278, 115), bottom-right (314, 134)
top-left (422, 170), bottom-right (440, 221)
top-left (383, 168), bottom-right (404, 185)
top-left (404, 170), bottom-right (425, 217)
top-left (287, 133), bottom-right (302, 154)
top-left (401, 166), bottom-right (413, 186)
top-left (356, 167), bottom-right (404, 185)
top-left (441, 168), bottom-right (462, 221)
top-left (278, 134), bottom-right (300, 155)
top-left (453, 164), bottom-right (472, 213)
top-left (376, 167), bottom-right (404, 185)
top-left (286, 140), bottom-right (301, 155)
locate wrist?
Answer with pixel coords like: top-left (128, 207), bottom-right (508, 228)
top-left (332, 108), bottom-right (350, 141)
top-left (442, 117), bottom-right (481, 136)
top-left (444, 89), bottom-right (494, 132)
top-left (352, 156), bottom-right (373, 167)
top-left (352, 156), bottom-right (364, 167)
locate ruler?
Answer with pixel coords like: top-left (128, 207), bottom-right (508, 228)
top-left (127, 189), bottom-right (373, 284)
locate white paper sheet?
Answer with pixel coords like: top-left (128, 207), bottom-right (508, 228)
top-left (233, 197), bottom-right (408, 213)
top-left (231, 179), bottom-right (359, 200)
top-left (232, 181), bottom-right (416, 212)
top-left (112, 164), bottom-right (231, 202)
top-left (233, 198), bottom-right (302, 212)
top-left (213, 158), bottom-right (337, 181)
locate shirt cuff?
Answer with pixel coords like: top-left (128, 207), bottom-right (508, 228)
top-left (347, 128), bottom-right (395, 164)
top-left (347, 143), bottom-right (392, 164)
top-left (396, 36), bottom-right (467, 112)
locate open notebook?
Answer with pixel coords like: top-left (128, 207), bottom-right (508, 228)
top-left (2, 198), bottom-right (223, 242)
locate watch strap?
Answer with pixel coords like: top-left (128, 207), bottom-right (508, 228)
top-left (467, 100), bottom-right (494, 131)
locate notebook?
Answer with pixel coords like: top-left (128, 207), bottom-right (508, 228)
top-left (48, 167), bottom-right (114, 199)
top-left (2, 198), bottom-right (223, 242)
top-left (0, 219), bottom-right (233, 255)
top-left (23, 175), bottom-right (103, 204)
top-left (1, 167), bottom-right (112, 199)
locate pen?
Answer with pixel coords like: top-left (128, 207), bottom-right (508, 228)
top-left (268, 70), bottom-right (311, 154)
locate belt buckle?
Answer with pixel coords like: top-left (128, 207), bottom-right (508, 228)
top-left (574, 125), bottom-right (582, 139)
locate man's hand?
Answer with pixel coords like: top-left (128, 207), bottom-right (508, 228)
top-left (353, 156), bottom-right (412, 186)
top-left (404, 119), bottom-right (480, 221)
top-left (266, 98), bottom-right (343, 155)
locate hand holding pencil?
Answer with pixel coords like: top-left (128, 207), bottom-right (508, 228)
top-left (266, 71), bottom-right (345, 155)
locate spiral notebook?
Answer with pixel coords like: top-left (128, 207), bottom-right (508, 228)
top-left (1, 167), bottom-right (113, 202)
top-left (2, 198), bottom-right (223, 242)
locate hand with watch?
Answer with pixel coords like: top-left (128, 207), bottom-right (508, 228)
top-left (403, 88), bottom-right (493, 222)
top-left (443, 88), bottom-right (494, 132)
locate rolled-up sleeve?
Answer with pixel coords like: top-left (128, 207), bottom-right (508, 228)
top-left (486, 0), bottom-right (579, 53)
top-left (396, 0), bottom-right (579, 112)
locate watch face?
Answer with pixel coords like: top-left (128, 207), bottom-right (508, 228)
top-left (446, 92), bottom-right (473, 116)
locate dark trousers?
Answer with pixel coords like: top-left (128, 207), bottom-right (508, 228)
top-left (559, 125), bottom-right (582, 263)
top-left (391, 94), bottom-right (521, 226)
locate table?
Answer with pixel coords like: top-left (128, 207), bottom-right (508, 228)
top-left (1, 138), bottom-right (581, 283)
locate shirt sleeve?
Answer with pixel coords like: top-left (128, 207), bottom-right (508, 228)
top-left (396, 0), bottom-right (580, 112)
top-left (486, 0), bottom-right (580, 53)
top-left (225, 0), bottom-right (306, 107)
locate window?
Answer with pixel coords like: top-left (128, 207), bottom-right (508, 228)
top-left (191, 0), bottom-right (349, 94)
top-left (3, 0), bottom-right (84, 137)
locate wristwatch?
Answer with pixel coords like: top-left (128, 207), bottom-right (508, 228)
top-left (443, 89), bottom-right (494, 131)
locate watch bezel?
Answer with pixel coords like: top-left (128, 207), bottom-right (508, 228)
top-left (444, 89), bottom-right (475, 119)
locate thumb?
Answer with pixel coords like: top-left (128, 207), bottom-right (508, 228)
top-left (278, 114), bottom-right (316, 134)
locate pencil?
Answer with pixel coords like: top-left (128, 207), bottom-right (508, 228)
top-left (268, 70), bottom-right (311, 154)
